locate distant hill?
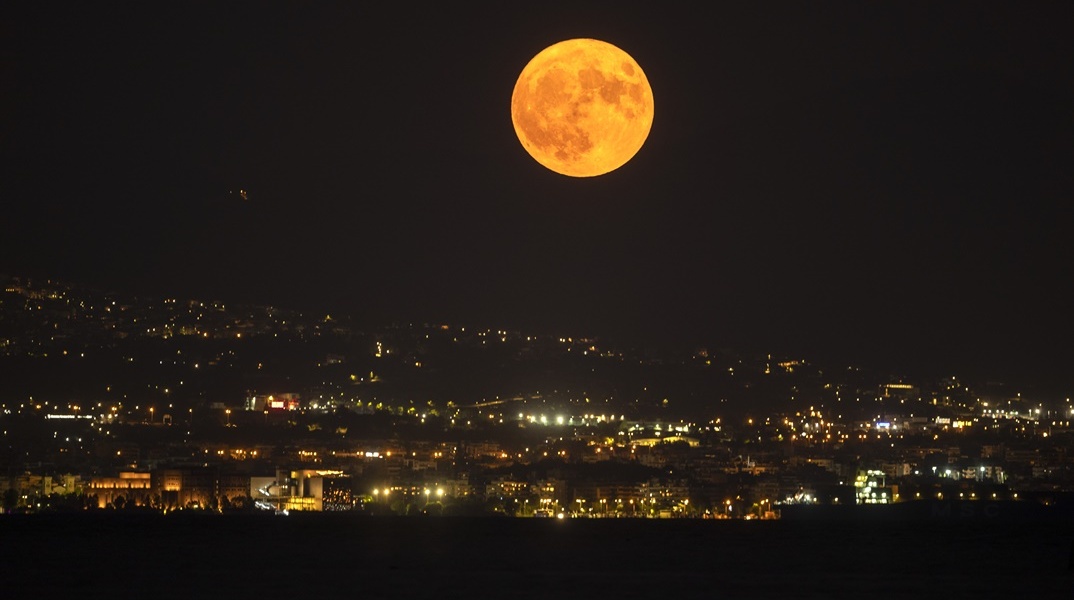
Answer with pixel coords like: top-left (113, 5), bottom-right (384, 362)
top-left (0, 275), bottom-right (1045, 422)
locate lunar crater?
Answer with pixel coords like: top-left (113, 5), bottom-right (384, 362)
top-left (512, 38), bottom-right (652, 177)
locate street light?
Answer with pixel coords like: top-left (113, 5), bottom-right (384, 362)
top-left (225, 409), bottom-right (231, 427)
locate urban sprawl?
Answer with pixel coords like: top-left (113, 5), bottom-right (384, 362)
top-left (2, 277), bottom-right (1071, 518)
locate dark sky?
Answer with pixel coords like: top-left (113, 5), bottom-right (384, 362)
top-left (3, 3), bottom-right (1072, 386)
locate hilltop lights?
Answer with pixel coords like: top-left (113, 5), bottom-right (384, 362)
top-left (6, 281), bottom-right (1074, 518)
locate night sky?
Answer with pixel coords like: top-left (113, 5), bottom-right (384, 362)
top-left (3, 3), bottom-right (1072, 387)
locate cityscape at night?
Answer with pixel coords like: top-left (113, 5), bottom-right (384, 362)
top-left (3, 2), bottom-right (1073, 597)
top-left (2, 274), bottom-right (1073, 596)
top-left (1, 275), bottom-right (1072, 519)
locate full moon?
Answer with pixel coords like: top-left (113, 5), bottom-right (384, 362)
top-left (511, 38), bottom-right (654, 178)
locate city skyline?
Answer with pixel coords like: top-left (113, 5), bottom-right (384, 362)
top-left (3, 271), bottom-right (1071, 523)
top-left (3, 267), bottom-right (1072, 519)
top-left (4, 3), bottom-right (1072, 388)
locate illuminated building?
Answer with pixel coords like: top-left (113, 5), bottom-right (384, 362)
top-left (880, 383), bottom-right (918, 401)
top-left (86, 471), bottom-right (152, 509)
top-left (855, 470), bottom-right (897, 505)
top-left (2, 473), bottom-right (84, 508)
top-left (250, 469), bottom-right (352, 512)
top-left (619, 421), bottom-right (699, 447)
top-left (152, 467), bottom-right (251, 510)
top-left (245, 393), bottom-right (301, 411)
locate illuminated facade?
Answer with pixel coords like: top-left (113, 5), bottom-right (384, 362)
top-left (87, 472), bottom-right (152, 508)
top-left (153, 467), bottom-right (251, 509)
top-left (855, 470), bottom-right (897, 505)
top-left (250, 469), bottom-right (352, 512)
top-left (246, 393), bottom-right (301, 411)
top-left (2, 473), bottom-right (83, 509)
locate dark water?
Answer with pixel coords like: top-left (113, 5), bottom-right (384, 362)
top-left (2, 514), bottom-right (1072, 599)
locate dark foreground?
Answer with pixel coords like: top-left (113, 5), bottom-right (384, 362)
top-left (2, 513), bottom-right (1072, 599)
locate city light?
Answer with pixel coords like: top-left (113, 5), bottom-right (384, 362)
top-left (0, 279), bottom-right (1070, 521)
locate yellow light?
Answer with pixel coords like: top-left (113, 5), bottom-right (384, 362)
top-left (511, 39), bottom-right (653, 177)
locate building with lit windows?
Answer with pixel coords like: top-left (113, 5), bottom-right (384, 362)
top-left (245, 393), bottom-right (301, 411)
top-left (855, 470), bottom-right (897, 504)
top-left (250, 468), bottom-right (352, 512)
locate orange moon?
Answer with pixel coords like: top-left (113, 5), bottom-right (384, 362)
top-left (511, 38), bottom-right (654, 177)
